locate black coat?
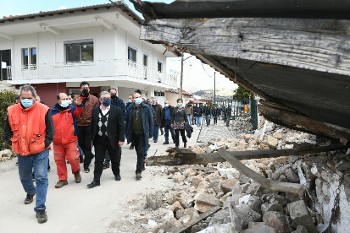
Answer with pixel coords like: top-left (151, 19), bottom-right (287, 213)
top-left (91, 105), bottom-right (125, 148)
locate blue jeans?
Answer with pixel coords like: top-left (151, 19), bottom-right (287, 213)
top-left (205, 115), bottom-right (211, 126)
top-left (187, 114), bottom-right (192, 124)
top-left (18, 150), bottom-right (49, 212)
top-left (153, 125), bottom-right (160, 142)
top-left (196, 116), bottom-right (202, 128)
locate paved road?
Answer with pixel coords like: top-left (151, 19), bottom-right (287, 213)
top-left (0, 125), bottom-right (210, 233)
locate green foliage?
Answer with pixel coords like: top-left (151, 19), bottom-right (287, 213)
top-left (0, 90), bottom-right (17, 150)
top-left (233, 86), bottom-right (250, 101)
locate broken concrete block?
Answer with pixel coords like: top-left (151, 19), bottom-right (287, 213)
top-left (291, 225), bottom-right (308, 233)
top-left (191, 176), bottom-right (204, 188)
top-left (285, 168), bottom-right (300, 183)
top-left (175, 208), bottom-right (185, 220)
top-left (156, 217), bottom-right (182, 232)
top-left (287, 200), bottom-right (317, 233)
top-left (177, 191), bottom-right (194, 209)
top-left (261, 202), bottom-right (284, 214)
top-left (179, 207), bottom-right (200, 225)
top-left (246, 181), bottom-right (263, 196)
top-left (267, 135), bottom-right (278, 148)
top-left (146, 191), bottom-right (164, 210)
top-left (236, 205), bottom-right (262, 229)
top-left (266, 194), bottom-right (287, 207)
top-left (194, 192), bottom-right (222, 213)
top-left (197, 223), bottom-right (235, 233)
top-left (221, 178), bottom-right (237, 193)
top-left (166, 201), bottom-right (183, 213)
top-left (173, 174), bottom-right (186, 183)
top-left (263, 211), bottom-right (291, 233)
top-left (209, 209), bottom-right (231, 225)
top-left (243, 224), bottom-right (276, 233)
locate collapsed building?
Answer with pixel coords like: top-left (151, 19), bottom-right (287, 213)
top-left (124, 0), bottom-right (350, 232)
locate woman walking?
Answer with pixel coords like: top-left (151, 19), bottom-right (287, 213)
top-left (172, 99), bottom-right (188, 148)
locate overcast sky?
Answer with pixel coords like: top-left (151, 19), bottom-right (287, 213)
top-left (0, 0), bottom-right (237, 91)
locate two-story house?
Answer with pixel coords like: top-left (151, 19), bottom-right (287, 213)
top-left (0, 2), bottom-right (179, 107)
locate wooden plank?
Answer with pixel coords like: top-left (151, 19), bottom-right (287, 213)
top-left (145, 144), bottom-right (347, 166)
top-left (140, 18), bottom-right (350, 77)
top-left (175, 206), bottom-right (222, 233)
top-left (217, 148), bottom-right (304, 194)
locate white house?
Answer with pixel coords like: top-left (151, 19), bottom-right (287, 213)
top-left (0, 2), bottom-right (179, 107)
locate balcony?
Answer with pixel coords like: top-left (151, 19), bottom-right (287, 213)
top-left (7, 59), bottom-right (178, 87)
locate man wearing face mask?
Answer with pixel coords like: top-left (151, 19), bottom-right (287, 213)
top-left (125, 92), bottom-right (153, 180)
top-left (76, 81), bottom-right (100, 173)
top-left (160, 100), bottom-right (175, 144)
top-left (4, 85), bottom-right (54, 224)
top-left (87, 91), bottom-right (125, 188)
top-left (51, 93), bottom-right (83, 188)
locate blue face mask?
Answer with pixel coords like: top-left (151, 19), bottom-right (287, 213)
top-left (102, 99), bottom-right (111, 107)
top-left (135, 98), bottom-right (142, 105)
top-left (21, 99), bottom-right (34, 108)
top-left (128, 99), bottom-right (132, 103)
top-left (60, 100), bottom-right (70, 108)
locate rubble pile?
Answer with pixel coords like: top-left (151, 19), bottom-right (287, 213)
top-left (113, 118), bottom-right (350, 232)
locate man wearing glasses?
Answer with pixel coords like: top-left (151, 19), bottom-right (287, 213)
top-left (87, 91), bottom-right (125, 188)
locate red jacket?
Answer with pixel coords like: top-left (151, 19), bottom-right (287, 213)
top-left (51, 104), bottom-right (83, 145)
top-left (7, 102), bottom-right (49, 156)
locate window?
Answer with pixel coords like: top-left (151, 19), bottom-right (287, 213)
top-left (65, 40), bottom-right (93, 62)
top-left (157, 61), bottom-right (162, 73)
top-left (22, 47), bottom-right (37, 69)
top-left (128, 47), bottom-right (137, 63)
top-left (154, 91), bottom-right (165, 96)
top-left (143, 54), bottom-right (148, 67)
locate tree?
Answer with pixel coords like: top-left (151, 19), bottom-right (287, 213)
top-left (233, 86), bottom-right (250, 102)
top-left (0, 90), bottom-right (17, 150)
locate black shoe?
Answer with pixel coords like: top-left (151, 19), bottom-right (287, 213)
top-left (129, 145), bottom-right (134, 150)
top-left (115, 174), bottom-right (121, 181)
top-left (103, 163), bottom-right (110, 170)
top-left (24, 193), bottom-right (35, 204)
top-left (36, 210), bottom-right (48, 224)
top-left (136, 172), bottom-right (142, 180)
top-left (84, 168), bottom-right (90, 173)
top-left (184, 142), bottom-right (187, 148)
top-left (163, 141), bottom-right (169, 145)
top-left (87, 181), bottom-right (100, 189)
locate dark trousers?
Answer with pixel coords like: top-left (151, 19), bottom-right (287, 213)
top-left (175, 129), bottom-right (187, 147)
top-left (132, 133), bottom-right (145, 173)
top-left (93, 135), bottom-right (121, 182)
top-left (77, 125), bottom-right (94, 169)
top-left (214, 116), bottom-right (218, 124)
top-left (163, 120), bottom-right (174, 143)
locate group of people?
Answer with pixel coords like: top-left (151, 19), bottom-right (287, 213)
top-left (3, 82), bottom-right (192, 224)
top-left (185, 103), bottom-right (226, 128)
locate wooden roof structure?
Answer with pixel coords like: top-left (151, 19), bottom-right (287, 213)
top-left (131, 0), bottom-right (350, 142)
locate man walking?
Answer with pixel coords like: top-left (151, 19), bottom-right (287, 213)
top-left (160, 100), bottom-right (175, 144)
top-left (76, 81), bottom-right (100, 173)
top-left (193, 103), bottom-right (203, 128)
top-left (151, 97), bottom-right (162, 143)
top-left (125, 92), bottom-right (153, 180)
top-left (4, 85), bottom-right (54, 224)
top-left (51, 93), bottom-right (83, 188)
top-left (87, 91), bottom-right (125, 188)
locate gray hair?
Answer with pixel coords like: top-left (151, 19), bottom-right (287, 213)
top-left (99, 90), bottom-right (110, 99)
top-left (19, 84), bottom-right (37, 97)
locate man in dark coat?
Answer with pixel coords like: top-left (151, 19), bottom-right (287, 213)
top-left (160, 100), bottom-right (175, 144)
top-left (125, 92), bottom-right (154, 180)
top-left (87, 91), bottom-right (125, 188)
top-left (151, 97), bottom-right (162, 143)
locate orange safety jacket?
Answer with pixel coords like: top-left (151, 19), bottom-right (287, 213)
top-left (7, 102), bottom-right (49, 156)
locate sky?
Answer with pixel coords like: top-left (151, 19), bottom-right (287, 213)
top-left (0, 0), bottom-right (237, 92)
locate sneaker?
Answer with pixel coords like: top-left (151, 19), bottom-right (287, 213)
top-left (163, 141), bottom-right (169, 145)
top-left (55, 180), bottom-right (68, 188)
top-left (115, 174), bottom-right (121, 181)
top-left (136, 172), bottom-right (142, 180)
top-left (36, 210), bottom-right (48, 224)
top-left (154, 140), bottom-right (157, 143)
top-left (129, 145), bottom-right (134, 150)
top-left (24, 193), bottom-right (35, 204)
top-left (74, 172), bottom-right (81, 183)
top-left (84, 168), bottom-right (90, 173)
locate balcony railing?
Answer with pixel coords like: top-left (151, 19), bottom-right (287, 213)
top-left (7, 59), bottom-right (178, 87)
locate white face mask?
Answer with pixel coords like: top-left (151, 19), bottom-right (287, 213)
top-left (164, 104), bottom-right (169, 107)
top-left (60, 100), bottom-right (70, 108)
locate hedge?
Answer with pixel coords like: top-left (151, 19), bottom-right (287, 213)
top-left (0, 90), bottom-right (17, 150)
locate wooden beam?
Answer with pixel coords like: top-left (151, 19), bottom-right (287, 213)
top-left (146, 144), bottom-right (347, 166)
top-left (259, 102), bottom-right (350, 141)
top-left (140, 18), bottom-right (350, 77)
top-left (217, 148), bottom-right (304, 194)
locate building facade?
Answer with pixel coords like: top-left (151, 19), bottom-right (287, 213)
top-left (0, 2), bottom-right (179, 107)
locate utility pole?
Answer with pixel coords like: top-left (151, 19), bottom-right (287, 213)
top-left (179, 53), bottom-right (184, 99)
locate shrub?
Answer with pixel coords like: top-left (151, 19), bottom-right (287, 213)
top-left (0, 90), bottom-right (17, 150)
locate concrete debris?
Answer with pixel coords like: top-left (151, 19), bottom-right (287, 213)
top-left (107, 118), bottom-right (350, 233)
